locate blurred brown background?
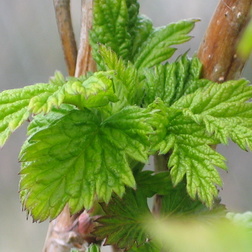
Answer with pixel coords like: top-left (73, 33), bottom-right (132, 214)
top-left (1, 0), bottom-right (252, 251)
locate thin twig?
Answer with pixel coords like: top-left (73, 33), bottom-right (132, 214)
top-left (75, 0), bottom-right (96, 77)
top-left (53, 0), bottom-right (78, 76)
top-left (198, 0), bottom-right (252, 82)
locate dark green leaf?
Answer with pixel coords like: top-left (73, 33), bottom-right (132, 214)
top-left (134, 170), bottom-right (171, 197)
top-left (94, 188), bottom-right (151, 249)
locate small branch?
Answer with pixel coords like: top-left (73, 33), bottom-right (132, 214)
top-left (53, 0), bottom-right (78, 76)
top-left (75, 0), bottom-right (96, 77)
top-left (198, 0), bottom-right (252, 82)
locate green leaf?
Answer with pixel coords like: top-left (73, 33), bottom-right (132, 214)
top-left (94, 188), bottom-right (151, 250)
top-left (90, 0), bottom-right (139, 67)
top-left (94, 169), bottom-right (172, 249)
top-left (134, 19), bottom-right (197, 69)
top-left (128, 242), bottom-right (160, 252)
top-left (99, 46), bottom-right (143, 108)
top-left (143, 55), bottom-right (207, 106)
top-left (149, 79), bottom-right (252, 207)
top-left (27, 104), bottom-right (76, 136)
top-left (173, 80), bottom-right (252, 150)
top-left (19, 106), bottom-right (152, 221)
top-left (168, 116), bottom-right (227, 207)
top-left (125, 0), bottom-right (140, 39)
top-left (102, 106), bottom-right (153, 162)
top-left (29, 71), bottom-right (118, 114)
top-left (151, 103), bottom-right (227, 207)
top-left (160, 178), bottom-right (226, 218)
top-left (131, 15), bottom-right (153, 58)
top-left (87, 244), bottom-right (100, 252)
top-left (134, 170), bottom-right (171, 197)
top-left (0, 83), bottom-right (57, 146)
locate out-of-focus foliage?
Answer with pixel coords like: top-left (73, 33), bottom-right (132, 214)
top-left (146, 213), bottom-right (252, 252)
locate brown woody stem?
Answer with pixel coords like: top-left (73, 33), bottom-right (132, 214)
top-left (198, 0), bottom-right (252, 82)
top-left (75, 0), bottom-right (96, 76)
top-left (53, 0), bottom-right (77, 76)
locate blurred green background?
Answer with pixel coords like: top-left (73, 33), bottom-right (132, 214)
top-left (1, 0), bottom-right (252, 251)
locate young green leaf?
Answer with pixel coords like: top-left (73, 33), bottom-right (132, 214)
top-left (143, 55), bottom-right (207, 106)
top-left (151, 102), bottom-right (227, 207)
top-left (125, 0), bottom-right (140, 39)
top-left (99, 46), bottom-right (143, 108)
top-left (0, 83), bottom-right (57, 146)
top-left (19, 106), bottom-right (153, 221)
top-left (134, 19), bottom-right (197, 69)
top-left (130, 15), bottom-right (153, 59)
top-left (168, 117), bottom-right (227, 207)
top-left (29, 71), bottom-right (118, 114)
top-left (173, 79), bottom-right (252, 150)
top-left (27, 104), bottom-right (76, 136)
top-left (90, 0), bottom-right (138, 67)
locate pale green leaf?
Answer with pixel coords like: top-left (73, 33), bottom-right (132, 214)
top-left (151, 104), bottom-right (227, 207)
top-left (134, 19), bottom-right (197, 69)
top-left (167, 119), bottom-right (226, 207)
top-left (173, 80), bottom-right (252, 150)
top-left (0, 83), bottom-right (57, 146)
top-left (147, 217), bottom-right (252, 252)
top-left (29, 71), bottom-right (118, 114)
top-left (27, 104), bottom-right (76, 136)
top-left (19, 106), bottom-right (152, 221)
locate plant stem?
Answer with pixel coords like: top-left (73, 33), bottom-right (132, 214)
top-left (198, 0), bottom-right (252, 82)
top-left (75, 0), bottom-right (96, 76)
top-left (53, 0), bottom-right (77, 76)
